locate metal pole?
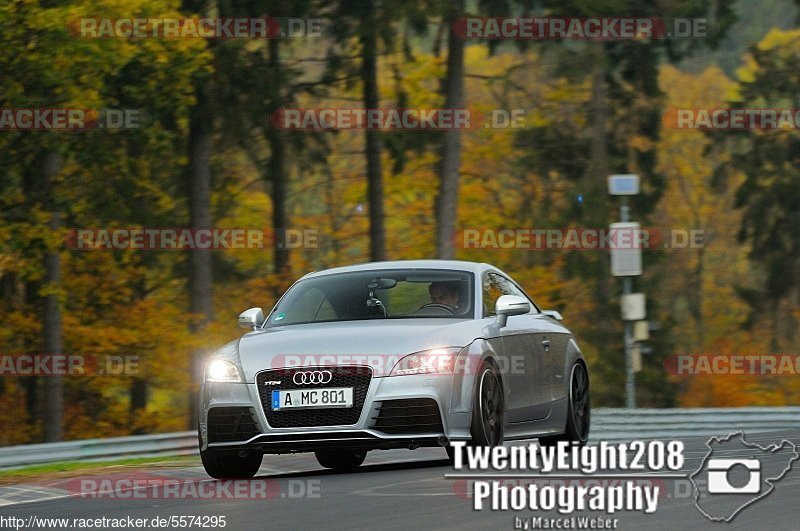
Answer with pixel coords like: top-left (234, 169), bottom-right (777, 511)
top-left (623, 277), bottom-right (635, 408)
top-left (620, 198), bottom-right (636, 408)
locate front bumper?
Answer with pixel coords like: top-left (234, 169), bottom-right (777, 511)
top-left (200, 372), bottom-right (472, 453)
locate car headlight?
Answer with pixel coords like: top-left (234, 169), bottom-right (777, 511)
top-left (205, 359), bottom-right (243, 383)
top-left (389, 347), bottom-right (462, 376)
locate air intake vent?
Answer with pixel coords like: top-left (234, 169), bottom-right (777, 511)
top-left (207, 407), bottom-right (260, 443)
top-left (372, 398), bottom-right (444, 434)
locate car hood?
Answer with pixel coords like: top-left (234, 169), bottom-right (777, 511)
top-left (234, 319), bottom-right (479, 380)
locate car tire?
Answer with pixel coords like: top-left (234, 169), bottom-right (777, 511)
top-left (538, 361), bottom-right (590, 447)
top-left (314, 449), bottom-right (367, 471)
top-left (198, 431), bottom-right (263, 479)
top-left (469, 361), bottom-right (505, 447)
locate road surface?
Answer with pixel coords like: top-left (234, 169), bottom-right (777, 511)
top-left (1, 430), bottom-right (798, 530)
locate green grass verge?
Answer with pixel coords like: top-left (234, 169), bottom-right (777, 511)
top-left (0, 454), bottom-right (198, 482)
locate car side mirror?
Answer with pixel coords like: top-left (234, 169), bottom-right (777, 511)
top-left (542, 310), bottom-right (563, 321)
top-left (496, 295), bottom-right (530, 327)
top-left (238, 307), bottom-right (264, 330)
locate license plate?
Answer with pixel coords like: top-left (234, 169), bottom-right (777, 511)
top-left (271, 387), bottom-right (354, 410)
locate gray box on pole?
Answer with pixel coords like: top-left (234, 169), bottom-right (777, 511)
top-left (633, 320), bottom-right (650, 341)
top-left (621, 293), bottom-right (646, 321)
top-left (610, 222), bottom-right (643, 276)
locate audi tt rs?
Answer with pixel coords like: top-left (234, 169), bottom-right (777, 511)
top-left (198, 260), bottom-right (590, 478)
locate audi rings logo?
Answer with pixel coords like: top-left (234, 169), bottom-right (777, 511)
top-left (293, 370), bottom-right (333, 385)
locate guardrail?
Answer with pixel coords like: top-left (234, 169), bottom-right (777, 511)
top-left (0, 431), bottom-right (198, 470)
top-left (589, 406), bottom-right (800, 441)
top-left (1, 407), bottom-right (799, 469)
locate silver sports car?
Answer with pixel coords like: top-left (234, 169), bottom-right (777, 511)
top-left (198, 260), bottom-right (590, 478)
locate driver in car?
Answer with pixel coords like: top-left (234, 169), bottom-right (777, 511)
top-left (428, 281), bottom-right (461, 312)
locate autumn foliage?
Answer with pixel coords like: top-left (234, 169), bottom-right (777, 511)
top-left (1, 0), bottom-right (799, 444)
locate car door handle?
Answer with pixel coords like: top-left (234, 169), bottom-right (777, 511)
top-left (541, 339), bottom-right (550, 351)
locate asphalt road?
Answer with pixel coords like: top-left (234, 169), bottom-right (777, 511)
top-left (1, 430), bottom-right (798, 530)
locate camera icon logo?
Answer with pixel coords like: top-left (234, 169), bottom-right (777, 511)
top-left (707, 458), bottom-right (761, 494)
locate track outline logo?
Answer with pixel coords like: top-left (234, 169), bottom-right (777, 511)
top-left (689, 431), bottom-right (799, 522)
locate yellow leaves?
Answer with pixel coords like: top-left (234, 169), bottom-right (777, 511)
top-left (756, 28), bottom-right (800, 52)
top-left (393, 53), bottom-right (445, 107)
top-left (738, 30), bottom-right (800, 98)
top-left (660, 64), bottom-right (737, 109)
top-left (674, 336), bottom-right (798, 407)
top-left (734, 54), bottom-right (758, 85)
top-left (216, 175), bottom-right (273, 273)
top-left (463, 45), bottom-right (522, 79)
top-left (0, 311), bottom-right (40, 350)
top-left (628, 134), bottom-right (653, 152)
top-left (0, 0), bottom-right (210, 110)
top-left (512, 264), bottom-right (566, 313)
top-left (653, 64), bottom-right (776, 406)
top-left (656, 66), bottom-right (733, 198)
top-left (0, 385), bottom-right (40, 446)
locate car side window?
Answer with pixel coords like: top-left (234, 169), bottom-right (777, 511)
top-left (482, 272), bottom-right (538, 317)
top-left (482, 272), bottom-right (506, 317)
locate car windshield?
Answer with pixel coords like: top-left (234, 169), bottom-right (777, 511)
top-left (265, 269), bottom-right (474, 326)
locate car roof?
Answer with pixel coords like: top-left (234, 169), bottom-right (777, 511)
top-left (300, 259), bottom-right (492, 279)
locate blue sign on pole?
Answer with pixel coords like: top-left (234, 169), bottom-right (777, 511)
top-left (608, 174), bottom-right (640, 195)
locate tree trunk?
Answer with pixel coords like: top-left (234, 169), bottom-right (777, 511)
top-left (21, 377), bottom-right (38, 419)
top-left (435, 0), bottom-right (465, 259)
top-left (24, 281), bottom-right (39, 424)
top-left (360, 2), bottom-right (386, 261)
top-left (585, 45), bottom-right (622, 403)
top-left (1, 273), bottom-right (38, 420)
top-left (129, 284), bottom-right (149, 431)
top-left (583, 50), bottom-right (614, 312)
top-left (268, 37), bottom-right (290, 273)
top-left (694, 214), bottom-right (705, 350)
top-left (129, 377), bottom-right (148, 433)
top-left (41, 152), bottom-right (64, 442)
top-left (589, 67), bottom-right (608, 185)
top-left (187, 82), bottom-right (214, 430)
top-left (326, 165), bottom-right (341, 265)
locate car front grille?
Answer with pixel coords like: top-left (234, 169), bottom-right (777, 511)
top-left (207, 406), bottom-right (261, 443)
top-left (257, 366), bottom-right (372, 428)
top-left (371, 398), bottom-right (444, 434)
